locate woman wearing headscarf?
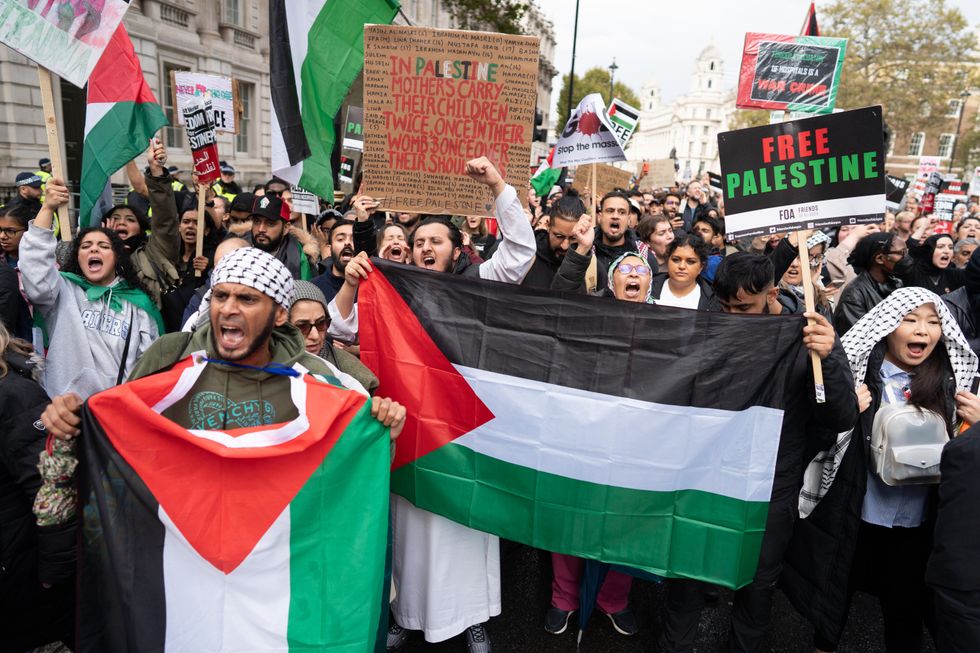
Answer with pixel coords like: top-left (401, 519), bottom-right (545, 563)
top-left (19, 179), bottom-right (163, 399)
top-left (603, 251), bottom-right (655, 303)
top-left (649, 235), bottom-right (718, 310)
top-left (833, 232), bottom-right (905, 335)
top-left (901, 228), bottom-right (965, 296)
top-left (783, 287), bottom-right (978, 653)
top-left (770, 230), bottom-right (836, 317)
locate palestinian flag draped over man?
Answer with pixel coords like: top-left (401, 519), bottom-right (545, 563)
top-left (79, 24), bottom-right (167, 228)
top-left (359, 261), bottom-right (806, 589)
top-left (76, 354), bottom-right (391, 652)
top-left (270, 0), bottom-right (399, 198)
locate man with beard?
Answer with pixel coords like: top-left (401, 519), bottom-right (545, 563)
top-left (334, 157), bottom-right (534, 653)
top-left (246, 195), bottom-right (312, 280)
top-left (592, 191), bottom-right (657, 293)
top-left (681, 180), bottom-right (707, 232)
top-left (662, 190), bottom-right (683, 231)
top-left (521, 191), bottom-right (588, 289)
top-left (101, 141), bottom-right (181, 308)
top-left (311, 219), bottom-right (355, 303)
top-left (4, 173), bottom-right (43, 216)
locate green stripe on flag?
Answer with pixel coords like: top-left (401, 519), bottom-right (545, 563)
top-left (288, 400), bottom-right (391, 651)
top-left (80, 101), bottom-right (167, 227)
top-left (393, 442), bottom-right (769, 589)
top-left (296, 0), bottom-right (399, 197)
top-left (609, 114), bottom-right (633, 130)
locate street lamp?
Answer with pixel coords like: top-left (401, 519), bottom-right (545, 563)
top-left (608, 58), bottom-right (619, 104)
top-left (948, 89), bottom-right (971, 173)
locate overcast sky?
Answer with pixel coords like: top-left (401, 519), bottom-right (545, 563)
top-left (533, 0), bottom-right (980, 121)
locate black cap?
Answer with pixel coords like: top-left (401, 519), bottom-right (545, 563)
top-left (38, 158), bottom-right (51, 167)
top-left (15, 172), bottom-right (42, 188)
top-left (219, 161), bottom-right (235, 174)
top-left (249, 195), bottom-right (287, 222)
top-left (228, 192), bottom-right (256, 213)
top-left (316, 209), bottom-right (344, 227)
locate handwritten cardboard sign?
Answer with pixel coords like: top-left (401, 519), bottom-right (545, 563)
top-left (0, 0), bottom-right (131, 87)
top-left (173, 71), bottom-right (239, 134)
top-left (574, 164), bottom-right (632, 197)
top-left (637, 159), bottom-right (676, 190)
top-left (182, 101), bottom-right (220, 185)
top-left (362, 25), bottom-right (539, 216)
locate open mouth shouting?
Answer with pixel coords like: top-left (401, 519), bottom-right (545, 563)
top-left (904, 340), bottom-right (930, 362)
top-left (216, 320), bottom-right (247, 353)
top-left (386, 244), bottom-right (403, 260)
top-left (419, 252), bottom-right (438, 269)
top-left (623, 279), bottom-right (642, 300)
top-left (85, 254), bottom-right (105, 276)
top-left (338, 245), bottom-right (355, 264)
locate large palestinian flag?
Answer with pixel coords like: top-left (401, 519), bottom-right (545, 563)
top-left (270, 0), bottom-right (399, 198)
top-left (80, 24), bottom-right (168, 227)
top-left (359, 261), bottom-right (804, 589)
top-left (76, 354), bottom-right (391, 653)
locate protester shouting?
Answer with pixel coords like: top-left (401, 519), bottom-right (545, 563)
top-left (784, 287), bottom-right (977, 653)
top-left (310, 219), bottom-right (355, 303)
top-left (20, 178), bottom-right (162, 399)
top-left (658, 253), bottom-right (857, 653)
top-left (650, 234), bottom-right (717, 310)
top-left (770, 231), bottom-right (836, 317)
top-left (522, 191), bottom-right (587, 290)
top-left (592, 191), bottom-right (656, 293)
top-left (902, 230), bottom-right (965, 296)
top-left (378, 223), bottom-right (411, 264)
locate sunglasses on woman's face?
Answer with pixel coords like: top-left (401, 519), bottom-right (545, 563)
top-left (294, 317), bottom-right (328, 336)
top-left (617, 263), bottom-right (651, 276)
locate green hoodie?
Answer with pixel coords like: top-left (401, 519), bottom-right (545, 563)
top-left (129, 323), bottom-right (343, 430)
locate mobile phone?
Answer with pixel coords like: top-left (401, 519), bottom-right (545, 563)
top-left (971, 373), bottom-right (980, 396)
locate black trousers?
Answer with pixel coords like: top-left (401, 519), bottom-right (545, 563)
top-left (659, 499), bottom-right (796, 653)
top-left (932, 584), bottom-right (980, 653)
top-left (813, 520), bottom-right (931, 653)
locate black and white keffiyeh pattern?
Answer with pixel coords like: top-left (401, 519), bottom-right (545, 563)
top-left (806, 230), bottom-right (832, 251)
top-left (211, 247), bottom-right (295, 310)
top-left (798, 286), bottom-right (978, 517)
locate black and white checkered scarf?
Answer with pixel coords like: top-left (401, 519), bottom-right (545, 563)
top-left (211, 247), bottom-right (295, 310)
top-left (798, 286), bottom-right (977, 517)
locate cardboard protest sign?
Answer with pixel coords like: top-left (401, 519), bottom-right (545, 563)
top-left (637, 159), bottom-right (676, 190)
top-left (574, 164), bottom-right (632, 197)
top-left (969, 167), bottom-right (980, 197)
top-left (717, 106), bottom-right (885, 238)
top-left (173, 72), bottom-right (239, 133)
top-left (607, 98), bottom-right (640, 149)
top-left (362, 25), bottom-right (539, 216)
top-left (343, 106), bottom-right (365, 151)
top-left (736, 33), bottom-right (847, 114)
top-left (553, 94), bottom-right (627, 167)
top-left (290, 186), bottom-right (320, 215)
top-left (885, 175), bottom-right (910, 211)
top-left (182, 102), bottom-right (220, 185)
top-left (0, 0), bottom-right (130, 87)
top-left (916, 156), bottom-right (941, 179)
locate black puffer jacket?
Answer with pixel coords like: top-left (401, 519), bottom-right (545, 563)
top-left (833, 271), bottom-right (902, 336)
top-left (781, 342), bottom-right (953, 645)
top-left (522, 230), bottom-right (565, 290)
top-left (0, 351), bottom-right (76, 650)
top-left (901, 234), bottom-right (965, 295)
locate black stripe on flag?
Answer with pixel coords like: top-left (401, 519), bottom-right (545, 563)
top-left (78, 405), bottom-right (165, 653)
top-left (269, 0), bottom-right (311, 166)
top-left (369, 260), bottom-right (806, 413)
top-left (613, 103), bottom-right (638, 121)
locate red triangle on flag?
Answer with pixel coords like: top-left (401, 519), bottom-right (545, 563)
top-left (358, 267), bottom-right (496, 470)
top-left (89, 366), bottom-right (369, 574)
top-left (87, 24), bottom-right (160, 105)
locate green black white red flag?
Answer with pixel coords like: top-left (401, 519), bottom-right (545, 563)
top-left (359, 261), bottom-right (805, 589)
top-left (79, 24), bottom-right (167, 228)
top-left (269, 0), bottom-right (399, 198)
top-left (77, 355), bottom-right (391, 652)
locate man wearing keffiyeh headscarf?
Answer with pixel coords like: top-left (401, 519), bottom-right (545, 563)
top-left (783, 286), bottom-right (978, 653)
top-left (42, 247), bottom-right (406, 441)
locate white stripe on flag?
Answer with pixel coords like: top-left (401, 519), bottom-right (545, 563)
top-left (84, 102), bottom-right (113, 137)
top-left (452, 365), bottom-right (783, 503)
top-left (162, 506), bottom-right (291, 652)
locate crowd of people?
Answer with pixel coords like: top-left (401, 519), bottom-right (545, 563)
top-left (1, 138), bottom-right (979, 653)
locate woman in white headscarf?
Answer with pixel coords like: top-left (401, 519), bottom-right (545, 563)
top-left (782, 287), bottom-right (978, 653)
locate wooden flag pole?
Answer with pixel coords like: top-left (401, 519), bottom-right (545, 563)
top-left (195, 183), bottom-right (206, 277)
top-left (590, 162), bottom-right (597, 221)
top-left (796, 231), bottom-right (826, 403)
top-left (37, 67), bottom-right (71, 241)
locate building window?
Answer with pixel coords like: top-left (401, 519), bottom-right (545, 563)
top-left (908, 132), bottom-right (925, 156)
top-left (946, 99), bottom-right (963, 118)
top-left (688, 141), bottom-right (694, 155)
top-left (710, 61), bottom-right (715, 71)
top-left (705, 108), bottom-right (711, 120)
top-left (236, 82), bottom-right (253, 153)
top-left (162, 62), bottom-right (188, 149)
top-left (701, 142), bottom-right (708, 157)
top-left (707, 79), bottom-right (712, 89)
top-left (938, 133), bottom-right (955, 158)
top-left (702, 126), bottom-right (710, 136)
top-left (223, 0), bottom-right (241, 26)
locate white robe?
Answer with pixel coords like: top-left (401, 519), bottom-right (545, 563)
top-left (388, 184), bottom-right (534, 641)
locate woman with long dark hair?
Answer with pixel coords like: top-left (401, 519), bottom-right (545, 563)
top-left (19, 179), bottom-right (163, 399)
top-left (650, 234), bottom-right (718, 310)
top-left (784, 287), bottom-right (978, 653)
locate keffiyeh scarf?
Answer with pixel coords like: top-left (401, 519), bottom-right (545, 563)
top-left (211, 247), bottom-right (295, 310)
top-left (798, 286), bottom-right (978, 517)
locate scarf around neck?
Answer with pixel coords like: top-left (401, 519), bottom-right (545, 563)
top-left (798, 286), bottom-right (977, 517)
top-left (60, 271), bottom-right (165, 334)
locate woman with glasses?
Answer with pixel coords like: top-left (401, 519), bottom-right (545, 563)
top-left (834, 232), bottom-right (906, 335)
top-left (288, 280), bottom-right (377, 394)
top-left (650, 234), bottom-right (719, 310)
top-left (779, 231), bottom-right (836, 316)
